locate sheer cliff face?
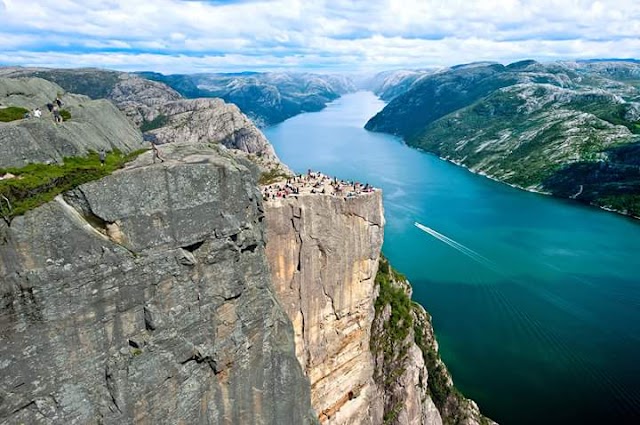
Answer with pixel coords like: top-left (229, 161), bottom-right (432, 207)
top-left (264, 193), bottom-right (385, 424)
top-left (0, 144), bottom-right (316, 425)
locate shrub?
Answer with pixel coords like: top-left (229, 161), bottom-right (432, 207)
top-left (259, 167), bottom-right (289, 185)
top-left (59, 109), bottom-right (71, 121)
top-left (140, 114), bottom-right (168, 132)
top-left (0, 106), bottom-right (30, 122)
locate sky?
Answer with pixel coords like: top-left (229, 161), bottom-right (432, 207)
top-left (0, 0), bottom-right (639, 74)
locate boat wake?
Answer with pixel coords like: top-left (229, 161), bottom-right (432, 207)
top-left (414, 222), bottom-right (498, 271)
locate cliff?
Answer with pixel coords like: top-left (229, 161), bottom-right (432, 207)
top-left (0, 77), bottom-right (142, 168)
top-left (0, 143), bottom-right (317, 424)
top-left (371, 258), bottom-right (492, 425)
top-left (0, 74), bottom-right (494, 425)
top-left (264, 192), bottom-right (385, 424)
top-left (263, 189), bottom-right (492, 425)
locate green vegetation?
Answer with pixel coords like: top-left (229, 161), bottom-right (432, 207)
top-left (59, 109), bottom-right (72, 121)
top-left (383, 402), bottom-right (403, 424)
top-left (413, 321), bottom-right (459, 411)
top-left (374, 258), bottom-right (413, 344)
top-left (30, 70), bottom-right (121, 99)
top-left (372, 256), bottom-right (490, 424)
top-left (140, 114), bottom-right (168, 132)
top-left (258, 167), bottom-right (289, 185)
top-left (0, 106), bottom-right (29, 122)
top-left (566, 99), bottom-right (640, 134)
top-left (0, 149), bottom-right (146, 221)
top-left (367, 61), bottom-right (640, 218)
top-left (131, 348), bottom-right (143, 356)
top-left (595, 194), bottom-right (640, 217)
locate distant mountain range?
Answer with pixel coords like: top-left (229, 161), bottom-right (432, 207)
top-left (0, 67), bottom-right (357, 128)
top-left (365, 60), bottom-right (640, 217)
top-left (138, 71), bottom-right (356, 127)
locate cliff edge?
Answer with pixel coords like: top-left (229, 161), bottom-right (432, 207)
top-left (0, 143), bottom-right (316, 424)
top-left (264, 188), bottom-right (493, 425)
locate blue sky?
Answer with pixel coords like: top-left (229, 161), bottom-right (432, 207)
top-left (0, 0), bottom-right (638, 74)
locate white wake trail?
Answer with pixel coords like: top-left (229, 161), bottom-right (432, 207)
top-left (414, 222), bottom-right (498, 270)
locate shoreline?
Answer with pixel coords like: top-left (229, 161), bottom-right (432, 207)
top-left (412, 145), bottom-right (640, 222)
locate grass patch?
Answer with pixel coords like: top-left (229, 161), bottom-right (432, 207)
top-left (0, 106), bottom-right (29, 122)
top-left (59, 109), bottom-right (71, 121)
top-left (0, 149), bottom-right (146, 220)
top-left (140, 114), bottom-right (168, 132)
top-left (258, 167), bottom-right (289, 185)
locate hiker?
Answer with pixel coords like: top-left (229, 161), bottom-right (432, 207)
top-left (55, 97), bottom-right (63, 108)
top-left (33, 108), bottom-right (41, 118)
top-left (53, 108), bottom-right (62, 123)
top-left (46, 103), bottom-right (54, 113)
top-left (99, 149), bottom-right (106, 167)
top-left (151, 142), bottom-right (164, 163)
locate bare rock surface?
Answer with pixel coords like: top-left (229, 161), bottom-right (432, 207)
top-left (145, 98), bottom-right (279, 161)
top-left (264, 192), bottom-right (385, 424)
top-left (0, 77), bottom-right (142, 168)
top-left (0, 143), bottom-right (317, 425)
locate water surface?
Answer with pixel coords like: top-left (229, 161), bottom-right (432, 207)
top-left (264, 91), bottom-right (640, 425)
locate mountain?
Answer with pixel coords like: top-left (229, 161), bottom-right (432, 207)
top-left (138, 71), bottom-right (357, 126)
top-left (0, 67), bottom-right (356, 129)
top-left (364, 69), bottom-right (439, 101)
top-left (1, 74), bottom-right (492, 425)
top-left (365, 60), bottom-right (640, 217)
top-left (0, 67), bottom-right (282, 170)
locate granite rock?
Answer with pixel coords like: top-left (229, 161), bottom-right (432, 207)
top-left (0, 144), bottom-right (317, 425)
top-left (264, 192), bottom-right (385, 424)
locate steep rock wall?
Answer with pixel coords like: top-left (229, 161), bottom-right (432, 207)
top-left (371, 259), bottom-right (492, 425)
top-left (0, 144), bottom-right (316, 424)
top-left (264, 193), bottom-right (384, 424)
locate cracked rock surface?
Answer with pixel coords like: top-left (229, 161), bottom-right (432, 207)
top-left (0, 144), bottom-right (316, 425)
top-left (264, 192), bottom-right (385, 424)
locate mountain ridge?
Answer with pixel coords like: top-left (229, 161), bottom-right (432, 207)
top-left (365, 59), bottom-right (640, 217)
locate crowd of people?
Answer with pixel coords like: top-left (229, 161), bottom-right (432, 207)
top-left (23, 96), bottom-right (65, 123)
top-left (262, 169), bottom-right (376, 201)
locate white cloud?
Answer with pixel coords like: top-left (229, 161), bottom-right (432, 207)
top-left (0, 0), bottom-right (638, 73)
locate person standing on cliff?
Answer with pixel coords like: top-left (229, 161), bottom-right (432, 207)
top-left (151, 142), bottom-right (165, 163)
top-left (99, 149), bottom-right (106, 167)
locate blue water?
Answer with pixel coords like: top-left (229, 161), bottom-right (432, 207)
top-left (263, 91), bottom-right (640, 425)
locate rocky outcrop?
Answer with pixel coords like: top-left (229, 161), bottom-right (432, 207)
top-left (371, 258), bottom-right (492, 425)
top-left (0, 68), bottom-right (284, 166)
top-left (108, 74), bottom-right (182, 126)
top-left (264, 192), bottom-right (385, 424)
top-left (264, 191), bottom-right (493, 425)
top-left (143, 98), bottom-right (279, 161)
top-left (0, 77), bottom-right (142, 168)
top-left (0, 143), bottom-right (317, 424)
